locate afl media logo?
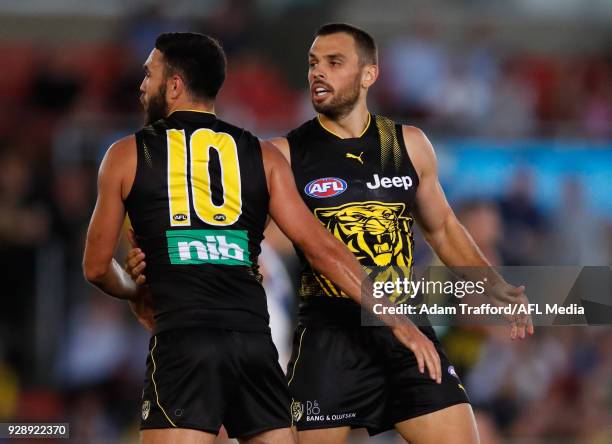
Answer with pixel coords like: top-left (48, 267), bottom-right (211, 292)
top-left (305, 177), bottom-right (347, 198)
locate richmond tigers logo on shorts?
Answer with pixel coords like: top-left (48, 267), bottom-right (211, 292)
top-left (291, 400), bottom-right (305, 422)
top-left (307, 201), bottom-right (415, 303)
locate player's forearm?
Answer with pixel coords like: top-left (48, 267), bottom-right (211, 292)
top-left (305, 237), bottom-right (411, 327)
top-left (426, 215), bottom-right (504, 286)
top-left (83, 258), bottom-right (139, 300)
top-left (428, 215), bottom-right (486, 266)
top-left (305, 237), bottom-right (364, 301)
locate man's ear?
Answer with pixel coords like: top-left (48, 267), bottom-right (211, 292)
top-left (362, 64), bottom-right (379, 88)
top-left (167, 74), bottom-right (185, 100)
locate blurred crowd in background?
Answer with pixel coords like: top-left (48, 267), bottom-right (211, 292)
top-left (0, 1), bottom-right (610, 443)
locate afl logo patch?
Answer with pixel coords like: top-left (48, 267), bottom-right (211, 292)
top-left (213, 214), bottom-right (226, 222)
top-left (304, 177), bottom-right (347, 198)
top-left (173, 213), bottom-right (188, 221)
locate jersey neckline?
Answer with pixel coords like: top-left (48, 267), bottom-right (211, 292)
top-left (316, 113), bottom-right (371, 140)
top-left (168, 109), bottom-right (216, 119)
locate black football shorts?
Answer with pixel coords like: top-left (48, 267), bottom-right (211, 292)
top-left (140, 327), bottom-right (291, 439)
top-left (286, 324), bottom-right (469, 435)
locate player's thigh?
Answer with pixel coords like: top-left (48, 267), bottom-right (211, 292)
top-left (287, 326), bottom-right (386, 432)
top-left (296, 427), bottom-right (351, 444)
top-left (140, 329), bottom-right (230, 434)
top-left (238, 427), bottom-right (296, 444)
top-left (383, 326), bottom-right (471, 432)
top-left (141, 428), bottom-right (217, 444)
top-left (395, 403), bottom-right (479, 444)
top-left (223, 332), bottom-right (292, 439)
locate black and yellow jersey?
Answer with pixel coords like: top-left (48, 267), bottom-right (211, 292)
top-left (125, 110), bottom-right (269, 334)
top-left (287, 114), bottom-right (420, 325)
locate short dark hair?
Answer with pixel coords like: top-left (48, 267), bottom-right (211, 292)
top-left (155, 32), bottom-right (226, 101)
top-left (315, 23), bottom-right (378, 66)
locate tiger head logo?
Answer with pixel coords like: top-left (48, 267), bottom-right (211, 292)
top-left (142, 400), bottom-right (151, 420)
top-left (291, 400), bottom-right (304, 422)
top-left (315, 201), bottom-right (413, 267)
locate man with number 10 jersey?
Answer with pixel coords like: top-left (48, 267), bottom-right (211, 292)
top-left (127, 110), bottom-right (272, 334)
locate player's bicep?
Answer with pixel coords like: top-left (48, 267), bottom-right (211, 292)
top-left (83, 145), bottom-right (128, 275)
top-left (404, 126), bottom-right (453, 237)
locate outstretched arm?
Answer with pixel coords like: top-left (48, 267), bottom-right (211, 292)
top-left (404, 126), bottom-right (534, 339)
top-left (406, 126), bottom-right (489, 268)
top-left (83, 136), bottom-right (139, 300)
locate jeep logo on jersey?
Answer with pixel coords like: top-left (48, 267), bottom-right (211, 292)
top-left (305, 177), bottom-right (347, 198)
top-left (166, 229), bottom-right (251, 265)
top-left (366, 174), bottom-right (413, 190)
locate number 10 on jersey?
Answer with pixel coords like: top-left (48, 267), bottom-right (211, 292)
top-left (166, 128), bottom-right (242, 227)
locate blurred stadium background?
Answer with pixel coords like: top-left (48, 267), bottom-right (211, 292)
top-left (0, 0), bottom-right (611, 443)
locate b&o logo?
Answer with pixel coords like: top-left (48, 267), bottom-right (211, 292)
top-left (306, 400), bottom-right (321, 415)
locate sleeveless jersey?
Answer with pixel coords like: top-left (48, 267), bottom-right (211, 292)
top-left (287, 114), bottom-right (420, 325)
top-left (125, 110), bottom-right (269, 334)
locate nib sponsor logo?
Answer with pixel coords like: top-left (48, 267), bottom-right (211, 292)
top-left (166, 229), bottom-right (251, 265)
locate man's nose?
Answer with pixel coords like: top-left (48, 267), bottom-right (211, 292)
top-left (310, 67), bottom-right (325, 81)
